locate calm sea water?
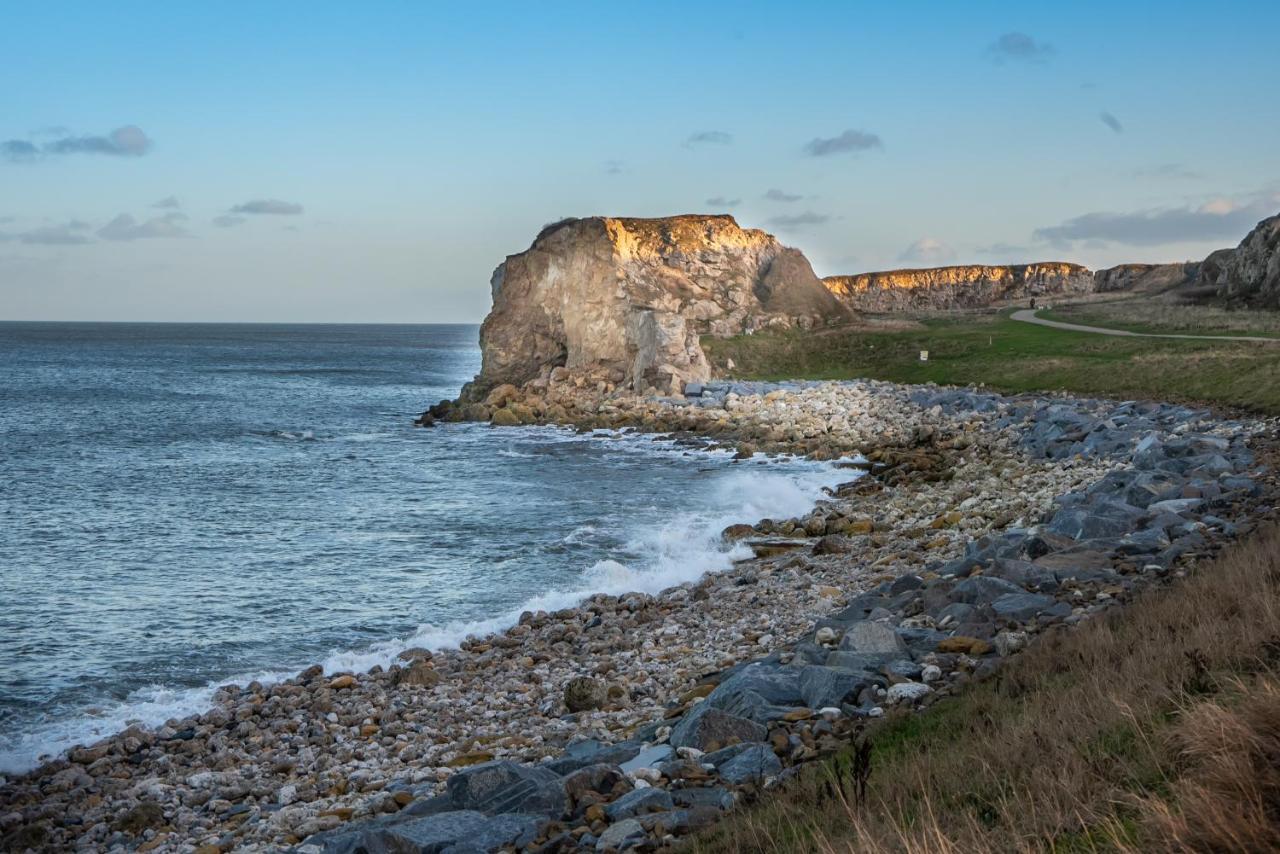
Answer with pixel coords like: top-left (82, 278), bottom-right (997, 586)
top-left (0, 322), bottom-right (842, 772)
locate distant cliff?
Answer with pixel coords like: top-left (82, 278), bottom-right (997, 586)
top-left (464, 215), bottom-right (849, 397)
top-left (1093, 263), bottom-right (1196, 294)
top-left (822, 263), bottom-right (1093, 312)
top-left (1193, 213), bottom-right (1280, 307)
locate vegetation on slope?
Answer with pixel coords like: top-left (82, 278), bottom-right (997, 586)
top-left (693, 518), bottom-right (1280, 853)
top-left (1041, 299), bottom-right (1280, 338)
top-left (703, 313), bottom-right (1280, 415)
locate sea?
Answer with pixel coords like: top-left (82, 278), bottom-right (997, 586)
top-left (0, 322), bottom-right (845, 773)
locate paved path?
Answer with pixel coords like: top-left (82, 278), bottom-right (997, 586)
top-left (1010, 309), bottom-right (1279, 343)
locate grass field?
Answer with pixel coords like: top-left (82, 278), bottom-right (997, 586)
top-left (1042, 299), bottom-right (1280, 339)
top-left (692, 520), bottom-right (1280, 854)
top-left (703, 312), bottom-right (1280, 415)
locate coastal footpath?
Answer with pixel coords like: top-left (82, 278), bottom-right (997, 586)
top-left (0, 378), bottom-right (1272, 853)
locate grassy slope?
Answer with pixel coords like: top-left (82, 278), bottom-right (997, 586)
top-left (693, 520), bottom-right (1280, 854)
top-left (1042, 300), bottom-right (1280, 339)
top-left (703, 313), bottom-right (1280, 415)
top-left (700, 310), bottom-right (1280, 851)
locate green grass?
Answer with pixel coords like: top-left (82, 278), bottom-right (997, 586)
top-left (703, 312), bottom-right (1280, 414)
top-left (1041, 300), bottom-right (1280, 339)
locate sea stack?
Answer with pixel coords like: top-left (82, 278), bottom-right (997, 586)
top-left (462, 215), bottom-right (849, 398)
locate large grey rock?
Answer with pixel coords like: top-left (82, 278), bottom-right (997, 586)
top-left (311, 810), bottom-right (544, 854)
top-left (991, 593), bottom-right (1069, 622)
top-left (705, 663), bottom-right (806, 722)
top-left (798, 665), bottom-right (869, 709)
top-left (668, 703), bottom-right (766, 751)
top-left (671, 787), bottom-right (736, 811)
top-left (950, 576), bottom-right (1024, 605)
top-left (595, 818), bottom-right (647, 852)
top-left (605, 787), bottom-right (674, 821)
top-left (546, 740), bottom-right (642, 775)
top-left (617, 744), bottom-right (673, 774)
top-left (561, 764), bottom-right (630, 802)
top-left (838, 621), bottom-right (906, 657)
top-left (715, 744), bottom-right (782, 784)
top-left (445, 761), bottom-right (565, 818)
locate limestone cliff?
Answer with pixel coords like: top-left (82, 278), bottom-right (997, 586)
top-left (1093, 263), bottom-right (1194, 294)
top-left (464, 215), bottom-right (848, 397)
top-left (822, 263), bottom-right (1093, 312)
top-left (1194, 213), bottom-right (1280, 307)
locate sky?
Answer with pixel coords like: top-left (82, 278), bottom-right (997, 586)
top-left (2, 1), bottom-right (1278, 323)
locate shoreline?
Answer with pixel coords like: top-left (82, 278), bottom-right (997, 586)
top-left (0, 430), bottom-right (842, 778)
top-left (2, 378), bottom-right (1272, 853)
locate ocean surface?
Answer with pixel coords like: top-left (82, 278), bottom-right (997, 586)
top-left (0, 322), bottom-right (845, 774)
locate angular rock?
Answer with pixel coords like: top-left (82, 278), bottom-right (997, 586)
top-left (668, 704), bottom-right (767, 751)
top-left (605, 786), bottom-right (674, 821)
top-left (445, 761), bottom-right (566, 818)
top-left (798, 665), bottom-right (869, 709)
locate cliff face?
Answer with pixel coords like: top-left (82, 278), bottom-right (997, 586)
top-left (1194, 214), bottom-right (1280, 307)
top-left (1093, 263), bottom-right (1194, 294)
top-left (467, 215), bottom-right (848, 396)
top-left (822, 262), bottom-right (1093, 311)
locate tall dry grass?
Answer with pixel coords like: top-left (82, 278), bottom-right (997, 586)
top-left (693, 521), bottom-right (1280, 853)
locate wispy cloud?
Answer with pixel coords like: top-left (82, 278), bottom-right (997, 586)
top-left (152, 196), bottom-right (181, 209)
top-left (685, 130), bottom-right (732, 147)
top-left (47, 126), bottom-right (151, 156)
top-left (898, 237), bottom-right (956, 264)
top-left (1133, 163), bottom-right (1203, 181)
top-left (212, 214), bottom-right (246, 228)
top-left (603, 160), bottom-right (625, 176)
top-left (1099, 111), bottom-right (1123, 134)
top-left (1033, 192), bottom-right (1279, 248)
top-left (3, 125), bottom-right (152, 162)
top-left (987, 32), bottom-right (1054, 64)
top-left (705, 196), bottom-right (741, 207)
top-left (97, 212), bottom-right (190, 241)
top-left (764, 188), bottom-right (803, 202)
top-left (767, 211), bottom-right (830, 228)
top-left (1, 140), bottom-right (39, 162)
top-left (229, 199), bottom-right (303, 215)
top-left (803, 129), bottom-right (882, 157)
top-left (19, 222), bottom-right (93, 245)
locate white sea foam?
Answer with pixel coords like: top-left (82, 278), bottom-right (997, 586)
top-left (0, 440), bottom-right (854, 775)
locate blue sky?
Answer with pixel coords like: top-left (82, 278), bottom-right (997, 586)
top-left (2, 1), bottom-right (1277, 322)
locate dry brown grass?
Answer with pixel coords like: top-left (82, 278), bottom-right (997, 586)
top-left (692, 520), bottom-right (1280, 853)
top-left (1049, 298), bottom-right (1280, 337)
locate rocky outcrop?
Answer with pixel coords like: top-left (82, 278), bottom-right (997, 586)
top-left (1093, 262), bottom-right (1194, 294)
top-left (1194, 213), bottom-right (1280, 307)
top-left (464, 215), bottom-right (848, 398)
top-left (823, 263), bottom-right (1093, 312)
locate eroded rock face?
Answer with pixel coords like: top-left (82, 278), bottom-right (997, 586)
top-left (1195, 213), bottom-right (1280, 307)
top-left (823, 262), bottom-right (1093, 311)
top-left (464, 215), bottom-right (848, 397)
top-left (1093, 262), bottom-right (1194, 294)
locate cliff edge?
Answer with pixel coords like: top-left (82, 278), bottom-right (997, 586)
top-left (1194, 213), bottom-right (1280, 307)
top-left (463, 215), bottom-right (848, 397)
top-left (823, 262), bottom-right (1093, 312)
